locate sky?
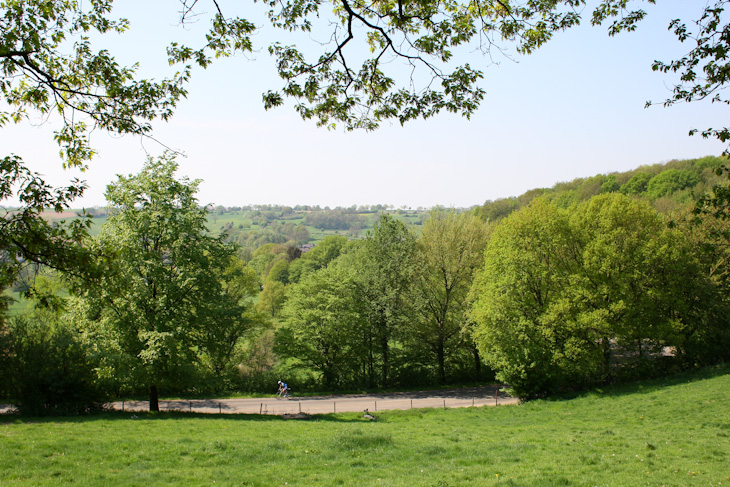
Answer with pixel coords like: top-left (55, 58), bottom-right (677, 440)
top-left (2, 0), bottom-right (727, 209)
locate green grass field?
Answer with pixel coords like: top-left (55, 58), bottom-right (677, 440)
top-left (2, 365), bottom-right (729, 486)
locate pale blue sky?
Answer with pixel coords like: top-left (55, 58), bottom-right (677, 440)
top-left (2, 0), bottom-right (726, 209)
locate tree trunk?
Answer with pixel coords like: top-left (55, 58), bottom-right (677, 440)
top-left (601, 337), bottom-right (612, 379)
top-left (380, 333), bottom-right (389, 388)
top-left (472, 346), bottom-right (482, 380)
top-left (366, 332), bottom-right (375, 388)
top-left (437, 340), bottom-right (446, 384)
top-left (149, 385), bottom-right (159, 412)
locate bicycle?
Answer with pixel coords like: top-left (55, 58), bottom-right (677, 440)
top-left (276, 387), bottom-right (293, 399)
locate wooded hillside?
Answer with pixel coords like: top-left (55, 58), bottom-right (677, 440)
top-left (475, 156), bottom-right (725, 222)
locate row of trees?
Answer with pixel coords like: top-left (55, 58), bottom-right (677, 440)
top-left (275, 191), bottom-right (730, 397)
top-left (277, 210), bottom-right (490, 388)
top-left (4, 156), bottom-right (730, 413)
top-left (1, 157), bottom-right (493, 413)
top-left (303, 210), bottom-right (365, 231)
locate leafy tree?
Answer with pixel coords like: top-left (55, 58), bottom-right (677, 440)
top-left (4, 2), bottom-right (729, 292)
top-left (288, 235), bottom-right (348, 283)
top-left (292, 225), bottom-right (311, 244)
top-left (279, 264), bottom-right (362, 388)
top-left (600, 174), bottom-right (620, 193)
top-left (410, 210), bottom-right (490, 383)
top-left (648, 1), bottom-right (730, 149)
top-left (691, 167), bottom-right (730, 354)
top-left (356, 214), bottom-right (417, 387)
top-left (287, 258), bottom-right (319, 285)
top-left (0, 0), bottom-right (249, 300)
top-left (621, 171), bottom-right (652, 195)
top-left (0, 156), bottom-right (92, 318)
top-left (256, 280), bottom-right (288, 318)
top-left (4, 1), bottom-right (726, 160)
top-left (304, 211), bottom-right (360, 230)
top-left (285, 245), bottom-right (302, 262)
top-left (79, 155), bottom-right (246, 411)
top-left (19, 272), bottom-right (69, 315)
top-left (0, 0), bottom-right (249, 168)
top-left (567, 194), bottom-right (694, 366)
top-left (470, 194), bottom-right (720, 397)
top-left (247, 250), bottom-right (279, 279)
top-left (4, 0), bottom-right (730, 397)
top-left (267, 259), bottom-right (290, 284)
top-left (201, 256), bottom-right (262, 379)
top-left (576, 175), bottom-right (607, 202)
top-left (470, 198), bottom-right (581, 398)
top-left (474, 197), bottom-right (519, 223)
top-left (302, 236), bottom-right (349, 267)
top-left (646, 169), bottom-right (700, 199)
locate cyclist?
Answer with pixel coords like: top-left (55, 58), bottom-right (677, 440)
top-left (277, 380), bottom-right (290, 398)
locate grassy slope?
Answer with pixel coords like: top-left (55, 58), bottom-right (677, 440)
top-left (2, 366), bottom-right (729, 486)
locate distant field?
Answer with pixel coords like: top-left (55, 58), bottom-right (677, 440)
top-left (31, 208), bottom-right (424, 242)
top-left (41, 211), bottom-right (78, 219)
top-left (2, 365), bottom-right (728, 486)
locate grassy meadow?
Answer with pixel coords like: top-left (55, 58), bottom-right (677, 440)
top-left (2, 366), bottom-right (729, 486)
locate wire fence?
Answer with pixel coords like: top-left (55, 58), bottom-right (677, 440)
top-left (111, 391), bottom-right (517, 416)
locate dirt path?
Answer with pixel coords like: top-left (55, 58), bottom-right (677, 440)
top-left (0, 386), bottom-right (518, 416)
top-left (109, 385), bottom-right (518, 416)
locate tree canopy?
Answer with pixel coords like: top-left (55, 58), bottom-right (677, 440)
top-left (2, 0), bottom-right (729, 156)
top-left (2, 1), bottom-right (730, 301)
top-left (470, 193), bottom-right (726, 398)
top-left (78, 155), bottom-right (253, 410)
top-left (411, 210), bottom-right (490, 383)
top-left (280, 262), bottom-right (362, 387)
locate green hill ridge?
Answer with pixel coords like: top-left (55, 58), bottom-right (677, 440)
top-left (475, 155), bottom-right (726, 222)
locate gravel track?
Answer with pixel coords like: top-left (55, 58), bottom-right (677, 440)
top-left (109, 385), bottom-right (518, 416)
top-left (1, 385), bottom-right (518, 416)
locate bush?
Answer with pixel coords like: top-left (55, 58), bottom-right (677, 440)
top-left (0, 315), bottom-right (109, 415)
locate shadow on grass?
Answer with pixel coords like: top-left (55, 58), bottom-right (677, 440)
top-left (542, 362), bottom-right (730, 403)
top-left (6, 365), bottom-right (726, 424)
top-left (0, 408), bottom-right (381, 425)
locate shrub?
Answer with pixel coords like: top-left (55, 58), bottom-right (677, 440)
top-left (0, 315), bottom-right (108, 415)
